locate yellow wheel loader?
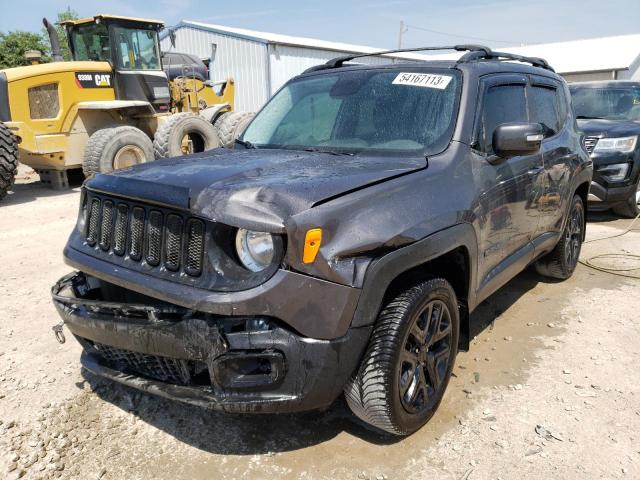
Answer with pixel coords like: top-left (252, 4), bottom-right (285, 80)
top-left (0, 14), bottom-right (244, 200)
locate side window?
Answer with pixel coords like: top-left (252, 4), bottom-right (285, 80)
top-left (480, 84), bottom-right (527, 154)
top-left (529, 86), bottom-right (561, 135)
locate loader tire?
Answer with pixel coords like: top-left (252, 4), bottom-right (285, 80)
top-left (153, 113), bottom-right (220, 158)
top-left (0, 123), bottom-right (19, 200)
top-left (215, 111), bottom-right (255, 148)
top-left (83, 126), bottom-right (154, 178)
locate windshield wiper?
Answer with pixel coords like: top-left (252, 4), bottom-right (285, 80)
top-left (303, 147), bottom-right (354, 156)
top-left (234, 138), bottom-right (256, 149)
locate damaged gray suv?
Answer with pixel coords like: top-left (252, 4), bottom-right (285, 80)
top-left (52, 45), bottom-right (592, 436)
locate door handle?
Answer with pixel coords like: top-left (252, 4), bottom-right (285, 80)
top-left (527, 166), bottom-right (545, 175)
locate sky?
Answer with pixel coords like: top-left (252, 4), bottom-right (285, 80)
top-left (1, 0), bottom-right (639, 50)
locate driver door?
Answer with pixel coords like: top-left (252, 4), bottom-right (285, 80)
top-left (474, 75), bottom-right (544, 297)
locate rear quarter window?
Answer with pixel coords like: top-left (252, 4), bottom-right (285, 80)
top-left (529, 86), bottom-right (561, 135)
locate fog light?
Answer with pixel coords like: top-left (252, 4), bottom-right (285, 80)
top-left (245, 318), bottom-right (271, 331)
top-left (599, 163), bottom-right (630, 182)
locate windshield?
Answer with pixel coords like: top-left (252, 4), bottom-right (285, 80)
top-left (112, 26), bottom-right (161, 70)
top-left (242, 69), bottom-right (460, 155)
top-left (570, 86), bottom-right (640, 121)
top-left (70, 24), bottom-right (111, 62)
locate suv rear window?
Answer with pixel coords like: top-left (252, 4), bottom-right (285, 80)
top-left (242, 69), bottom-right (460, 155)
top-left (480, 84), bottom-right (527, 154)
top-left (529, 86), bottom-right (560, 135)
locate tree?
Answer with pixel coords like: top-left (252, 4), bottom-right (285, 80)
top-left (0, 31), bottom-right (49, 69)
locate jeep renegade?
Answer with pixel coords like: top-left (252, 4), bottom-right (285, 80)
top-left (52, 46), bottom-right (593, 436)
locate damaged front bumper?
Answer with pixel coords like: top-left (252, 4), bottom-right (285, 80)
top-left (52, 272), bottom-right (371, 413)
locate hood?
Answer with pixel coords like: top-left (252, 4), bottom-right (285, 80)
top-left (2, 61), bottom-right (111, 81)
top-left (577, 118), bottom-right (640, 138)
top-left (86, 148), bottom-right (426, 232)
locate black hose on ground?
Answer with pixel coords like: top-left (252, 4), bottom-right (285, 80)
top-left (579, 213), bottom-right (640, 279)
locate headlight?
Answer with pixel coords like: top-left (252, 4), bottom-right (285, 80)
top-left (235, 228), bottom-right (275, 272)
top-left (593, 135), bottom-right (637, 153)
top-left (598, 162), bottom-right (630, 182)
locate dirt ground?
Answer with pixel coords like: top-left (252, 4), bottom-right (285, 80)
top-left (1, 166), bottom-right (639, 480)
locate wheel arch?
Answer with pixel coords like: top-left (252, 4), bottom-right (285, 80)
top-left (574, 181), bottom-right (590, 240)
top-left (351, 223), bottom-right (478, 351)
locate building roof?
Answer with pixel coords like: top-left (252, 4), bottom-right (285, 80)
top-left (61, 14), bottom-right (164, 27)
top-left (166, 22), bottom-right (640, 74)
top-left (168, 21), bottom-right (432, 61)
top-left (424, 34), bottom-right (640, 74)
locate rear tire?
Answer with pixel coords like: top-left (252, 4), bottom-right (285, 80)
top-left (535, 194), bottom-right (585, 279)
top-left (214, 111), bottom-right (255, 148)
top-left (612, 177), bottom-right (640, 218)
top-left (0, 123), bottom-right (18, 200)
top-left (153, 113), bottom-right (220, 158)
top-left (83, 126), bottom-right (154, 178)
top-left (344, 278), bottom-right (459, 436)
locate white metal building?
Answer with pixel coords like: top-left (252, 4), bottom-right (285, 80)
top-left (161, 23), bottom-right (640, 111)
top-left (426, 34), bottom-right (640, 83)
top-left (159, 21), bottom-right (426, 111)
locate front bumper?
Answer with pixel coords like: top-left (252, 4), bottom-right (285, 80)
top-left (63, 244), bottom-right (360, 340)
top-left (52, 272), bottom-right (371, 413)
top-left (587, 180), bottom-right (636, 210)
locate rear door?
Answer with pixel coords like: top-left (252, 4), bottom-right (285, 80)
top-left (528, 76), bottom-right (574, 237)
top-left (474, 75), bottom-right (543, 293)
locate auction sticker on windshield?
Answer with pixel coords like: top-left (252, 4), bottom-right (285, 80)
top-left (392, 72), bottom-right (452, 90)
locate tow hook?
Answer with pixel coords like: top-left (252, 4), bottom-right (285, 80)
top-left (52, 321), bottom-right (66, 344)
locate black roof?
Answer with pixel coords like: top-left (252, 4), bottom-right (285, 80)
top-left (299, 57), bottom-right (562, 82)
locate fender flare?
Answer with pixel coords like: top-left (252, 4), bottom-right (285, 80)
top-left (199, 103), bottom-right (231, 123)
top-left (351, 223), bottom-right (479, 348)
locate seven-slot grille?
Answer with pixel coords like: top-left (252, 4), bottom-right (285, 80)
top-left (84, 194), bottom-right (205, 277)
top-left (583, 136), bottom-right (598, 154)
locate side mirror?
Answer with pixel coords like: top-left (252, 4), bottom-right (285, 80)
top-left (493, 122), bottom-right (544, 159)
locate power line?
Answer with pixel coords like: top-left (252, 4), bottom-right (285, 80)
top-left (403, 23), bottom-right (523, 46)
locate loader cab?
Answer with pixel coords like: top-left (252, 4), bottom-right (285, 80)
top-left (64, 15), bottom-right (171, 112)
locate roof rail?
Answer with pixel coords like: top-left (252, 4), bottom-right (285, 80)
top-left (457, 49), bottom-right (555, 72)
top-left (304, 44), bottom-right (491, 73)
top-left (304, 44), bottom-right (555, 74)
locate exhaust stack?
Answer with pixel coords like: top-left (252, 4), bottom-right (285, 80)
top-left (42, 18), bottom-right (64, 62)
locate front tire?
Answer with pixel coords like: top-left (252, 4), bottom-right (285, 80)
top-left (83, 126), bottom-right (154, 177)
top-left (344, 278), bottom-right (459, 436)
top-left (153, 113), bottom-right (220, 158)
top-left (214, 111), bottom-right (255, 148)
top-left (535, 194), bottom-right (585, 279)
top-left (0, 123), bottom-right (19, 200)
top-left (612, 177), bottom-right (640, 218)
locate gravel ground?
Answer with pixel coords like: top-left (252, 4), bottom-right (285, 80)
top-left (1, 167), bottom-right (639, 480)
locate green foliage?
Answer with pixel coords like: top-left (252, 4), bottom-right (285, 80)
top-left (0, 31), bottom-right (49, 69)
top-left (0, 7), bottom-right (79, 69)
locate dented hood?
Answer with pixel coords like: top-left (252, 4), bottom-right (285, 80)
top-left (86, 148), bottom-right (426, 231)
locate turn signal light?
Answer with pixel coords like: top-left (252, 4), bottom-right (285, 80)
top-left (303, 228), bottom-right (322, 264)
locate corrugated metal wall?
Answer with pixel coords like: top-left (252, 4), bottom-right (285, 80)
top-left (160, 27), bottom-right (269, 112)
top-left (562, 70), bottom-right (616, 83)
top-left (161, 26), bottom-right (414, 112)
top-left (267, 45), bottom-right (397, 95)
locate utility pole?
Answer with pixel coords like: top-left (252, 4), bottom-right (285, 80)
top-left (398, 20), bottom-right (405, 49)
